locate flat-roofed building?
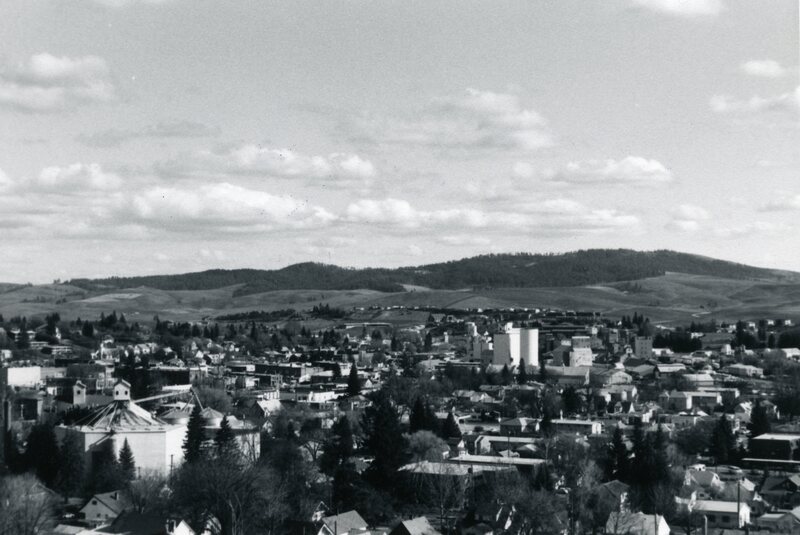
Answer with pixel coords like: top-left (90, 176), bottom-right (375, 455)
top-left (749, 433), bottom-right (800, 461)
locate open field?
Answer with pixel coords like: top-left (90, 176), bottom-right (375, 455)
top-left (1, 271), bottom-right (800, 325)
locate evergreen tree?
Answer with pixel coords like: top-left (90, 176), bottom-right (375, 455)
top-left (540, 410), bottom-right (554, 437)
top-left (347, 364), bottom-right (361, 396)
top-left (361, 390), bottom-right (407, 487)
top-left (424, 332), bottom-right (433, 352)
top-left (118, 439), bottom-right (136, 482)
top-left (81, 321), bottom-right (94, 338)
top-left (410, 397), bottom-right (427, 433)
top-left (89, 439), bottom-right (123, 494)
top-left (538, 359), bottom-right (548, 383)
top-left (56, 431), bottom-right (86, 498)
top-left (24, 423), bottom-right (61, 487)
top-left (562, 386), bottom-right (581, 415)
top-left (183, 404), bottom-right (205, 464)
top-left (652, 425), bottom-right (670, 484)
top-left (215, 416), bottom-right (240, 463)
top-left (501, 364), bottom-right (512, 385)
top-left (441, 413), bottom-right (462, 440)
top-left (517, 361), bottom-right (528, 384)
top-left (710, 415), bottom-right (736, 465)
top-left (606, 426), bottom-right (629, 482)
top-left (748, 401), bottom-right (772, 440)
top-left (320, 416), bottom-right (354, 475)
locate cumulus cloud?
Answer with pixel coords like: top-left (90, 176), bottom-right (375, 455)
top-left (710, 86), bottom-right (800, 114)
top-left (22, 163), bottom-right (122, 192)
top-left (0, 53), bottom-right (115, 112)
top-left (666, 204), bottom-right (711, 233)
top-left (740, 60), bottom-right (788, 79)
top-left (673, 204), bottom-right (711, 221)
top-left (345, 197), bottom-right (638, 235)
top-left (548, 156), bottom-right (673, 185)
top-left (713, 221), bottom-right (793, 238)
top-left (123, 182), bottom-right (337, 232)
top-left (159, 144), bottom-right (376, 181)
top-left (761, 194), bottom-right (800, 211)
top-left (350, 88), bottom-right (552, 152)
top-left (0, 168), bottom-right (12, 191)
top-left (78, 121), bottom-right (220, 147)
top-left (631, 0), bottom-right (723, 17)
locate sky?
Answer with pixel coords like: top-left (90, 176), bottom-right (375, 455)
top-left (0, 0), bottom-right (798, 283)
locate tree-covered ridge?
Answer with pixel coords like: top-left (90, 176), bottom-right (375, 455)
top-left (67, 249), bottom-right (797, 295)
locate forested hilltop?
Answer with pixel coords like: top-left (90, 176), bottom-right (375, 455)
top-left (67, 249), bottom-right (798, 296)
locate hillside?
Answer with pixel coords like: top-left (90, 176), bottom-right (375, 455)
top-left (67, 249), bottom-right (798, 296)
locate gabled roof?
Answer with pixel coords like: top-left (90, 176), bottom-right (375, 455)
top-left (82, 490), bottom-right (131, 517)
top-left (321, 510), bottom-right (368, 535)
top-left (393, 516), bottom-right (441, 535)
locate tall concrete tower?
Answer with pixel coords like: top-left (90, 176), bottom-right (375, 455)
top-left (520, 328), bottom-right (539, 368)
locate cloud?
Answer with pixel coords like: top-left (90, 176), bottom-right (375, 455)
top-left (713, 221), bottom-right (793, 238)
top-left (549, 156), bottom-right (673, 185)
top-left (159, 144), bottom-right (376, 181)
top-left (0, 168), bottom-right (12, 191)
top-left (631, 0), bottom-right (723, 17)
top-left (512, 162), bottom-right (536, 179)
top-left (666, 219), bottom-right (701, 233)
top-left (710, 86), bottom-right (800, 114)
top-left (673, 204), bottom-right (711, 221)
top-left (345, 197), bottom-right (638, 235)
top-left (121, 182), bottom-right (337, 232)
top-left (438, 235), bottom-right (492, 246)
top-left (740, 60), bottom-right (788, 79)
top-left (90, 0), bottom-right (175, 6)
top-left (350, 88), bottom-right (552, 152)
top-left (0, 53), bottom-right (115, 112)
top-left (761, 194), bottom-right (800, 211)
top-left (29, 163), bottom-right (122, 192)
top-left (78, 121), bottom-right (220, 147)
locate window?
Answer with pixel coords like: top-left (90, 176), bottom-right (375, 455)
top-left (723, 516), bottom-right (729, 523)
top-left (708, 515), bottom-right (716, 522)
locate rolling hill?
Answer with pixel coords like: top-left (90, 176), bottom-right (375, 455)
top-left (66, 249), bottom-right (799, 296)
top-left (1, 250), bottom-right (798, 323)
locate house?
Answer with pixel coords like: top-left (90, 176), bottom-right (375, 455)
top-left (95, 512), bottom-right (195, 535)
top-left (682, 469), bottom-right (724, 499)
top-left (390, 516), bottom-right (441, 535)
top-left (552, 419), bottom-right (602, 435)
top-left (761, 474), bottom-right (800, 508)
top-left (589, 368), bottom-right (632, 388)
top-left (81, 490), bottom-right (131, 525)
top-left (593, 480), bottom-right (630, 518)
top-left (690, 500), bottom-right (750, 528)
top-left (318, 510), bottom-right (369, 535)
top-left (499, 417), bottom-right (539, 436)
top-left (723, 364), bottom-right (764, 378)
top-left (605, 511), bottom-right (669, 535)
top-left (754, 511), bottom-right (800, 533)
top-left (548, 367), bottom-right (590, 387)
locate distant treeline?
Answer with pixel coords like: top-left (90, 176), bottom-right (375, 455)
top-left (215, 309), bottom-right (298, 322)
top-left (67, 249), bottom-right (794, 296)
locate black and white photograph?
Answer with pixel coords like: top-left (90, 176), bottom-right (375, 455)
top-left (0, 1), bottom-right (799, 534)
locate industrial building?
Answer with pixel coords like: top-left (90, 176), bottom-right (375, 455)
top-left (56, 380), bottom-right (187, 475)
top-left (491, 323), bottom-right (539, 369)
